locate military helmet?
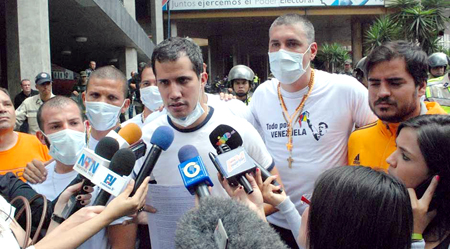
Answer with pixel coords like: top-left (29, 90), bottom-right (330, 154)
top-left (355, 57), bottom-right (367, 73)
top-left (228, 65), bottom-right (255, 82)
top-left (428, 52), bottom-right (449, 68)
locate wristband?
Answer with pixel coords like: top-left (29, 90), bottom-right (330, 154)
top-left (412, 233), bottom-right (423, 241)
top-left (51, 213), bottom-right (66, 224)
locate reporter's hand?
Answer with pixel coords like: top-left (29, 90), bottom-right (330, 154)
top-left (24, 159), bottom-right (53, 184)
top-left (104, 177), bottom-right (150, 220)
top-left (122, 204), bottom-right (157, 225)
top-left (254, 168), bottom-right (286, 207)
top-left (61, 206), bottom-right (105, 230)
top-left (53, 182), bottom-right (94, 215)
top-left (409, 175), bottom-right (439, 235)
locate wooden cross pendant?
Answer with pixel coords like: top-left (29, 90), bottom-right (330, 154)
top-left (287, 157), bottom-right (294, 168)
top-left (286, 143), bottom-right (293, 151)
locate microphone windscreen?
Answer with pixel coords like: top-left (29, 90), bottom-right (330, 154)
top-left (178, 145), bottom-right (199, 163)
top-left (119, 123), bottom-right (142, 145)
top-left (108, 148), bottom-right (136, 176)
top-left (95, 137), bottom-right (120, 160)
top-left (175, 197), bottom-right (288, 249)
top-left (209, 124), bottom-right (243, 150)
top-left (150, 126), bottom-right (174, 151)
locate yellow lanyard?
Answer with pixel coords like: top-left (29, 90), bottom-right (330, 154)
top-left (277, 69), bottom-right (315, 168)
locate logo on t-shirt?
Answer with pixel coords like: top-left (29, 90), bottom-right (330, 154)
top-left (353, 154), bottom-right (360, 165)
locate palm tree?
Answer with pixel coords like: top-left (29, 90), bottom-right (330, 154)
top-left (365, 15), bottom-right (402, 53)
top-left (317, 43), bottom-right (350, 73)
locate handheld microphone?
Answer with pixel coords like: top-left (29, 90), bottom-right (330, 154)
top-left (209, 124), bottom-right (282, 194)
top-left (129, 140), bottom-right (147, 160)
top-left (93, 148), bottom-right (136, 206)
top-left (178, 145), bottom-right (213, 198)
top-left (63, 137), bottom-right (119, 218)
top-left (107, 123), bottom-right (142, 149)
top-left (131, 126), bottom-right (174, 196)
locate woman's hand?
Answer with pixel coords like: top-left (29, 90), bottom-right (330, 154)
top-left (254, 168), bottom-right (286, 207)
top-left (409, 175), bottom-right (439, 235)
top-left (53, 182), bottom-right (94, 215)
top-left (103, 177), bottom-right (150, 220)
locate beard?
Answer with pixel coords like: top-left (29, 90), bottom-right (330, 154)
top-left (370, 93), bottom-right (419, 123)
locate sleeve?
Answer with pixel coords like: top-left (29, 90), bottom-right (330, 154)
top-left (241, 119), bottom-right (274, 170)
top-left (248, 90), bottom-right (265, 140)
top-left (347, 78), bottom-right (377, 128)
top-left (411, 240), bottom-right (425, 249)
top-left (276, 196), bottom-right (302, 246)
top-left (15, 102), bottom-right (27, 130)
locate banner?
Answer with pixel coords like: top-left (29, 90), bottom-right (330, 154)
top-left (165, 0), bottom-right (384, 10)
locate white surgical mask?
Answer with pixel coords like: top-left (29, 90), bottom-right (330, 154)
top-left (45, 129), bottom-right (86, 165)
top-left (140, 86), bottom-right (163, 111)
top-left (269, 45), bottom-right (311, 85)
top-left (85, 101), bottom-right (124, 131)
top-left (167, 83), bottom-right (205, 128)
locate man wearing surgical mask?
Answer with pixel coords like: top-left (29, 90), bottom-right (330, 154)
top-left (32, 96), bottom-right (85, 201)
top-left (248, 14), bottom-right (376, 248)
top-left (122, 64), bottom-right (165, 128)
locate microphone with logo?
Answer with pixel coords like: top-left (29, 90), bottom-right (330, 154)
top-left (93, 148), bottom-right (136, 206)
top-left (208, 124), bottom-right (282, 194)
top-left (178, 145), bottom-right (213, 198)
top-left (62, 136), bottom-right (120, 218)
top-left (131, 126), bottom-right (174, 196)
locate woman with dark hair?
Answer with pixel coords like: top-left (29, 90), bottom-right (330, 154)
top-left (387, 114), bottom-right (450, 248)
top-left (220, 166), bottom-right (417, 249)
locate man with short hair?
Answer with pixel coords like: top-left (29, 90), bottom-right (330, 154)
top-left (0, 87), bottom-right (51, 180)
top-left (85, 61), bottom-right (96, 77)
top-left (14, 79), bottom-right (38, 109)
top-left (15, 72), bottom-right (55, 135)
top-left (134, 37), bottom-right (280, 228)
top-left (249, 14), bottom-right (376, 248)
top-left (342, 59), bottom-right (353, 76)
top-left (348, 41), bottom-right (446, 170)
top-left (30, 96), bottom-right (83, 201)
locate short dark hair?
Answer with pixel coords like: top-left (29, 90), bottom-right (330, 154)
top-left (308, 166), bottom-right (412, 249)
top-left (397, 114), bottom-right (450, 240)
top-left (366, 40), bottom-right (428, 87)
top-left (151, 37), bottom-right (203, 78)
top-left (0, 87), bottom-right (10, 97)
top-left (86, 66), bottom-right (128, 98)
top-left (37, 96), bottom-right (83, 131)
top-left (270, 14), bottom-right (315, 44)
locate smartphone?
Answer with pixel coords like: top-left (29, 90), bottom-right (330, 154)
top-left (414, 176), bottom-right (439, 211)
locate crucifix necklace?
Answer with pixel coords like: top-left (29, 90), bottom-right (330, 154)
top-left (277, 69), bottom-right (315, 168)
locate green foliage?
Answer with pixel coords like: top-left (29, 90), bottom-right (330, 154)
top-left (317, 43), bottom-right (350, 73)
top-left (366, 0), bottom-right (450, 54)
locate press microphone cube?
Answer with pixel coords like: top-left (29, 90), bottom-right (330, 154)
top-left (213, 147), bottom-right (256, 193)
top-left (178, 156), bottom-right (213, 196)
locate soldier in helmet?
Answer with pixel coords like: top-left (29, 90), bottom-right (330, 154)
top-left (428, 52), bottom-right (448, 79)
top-left (353, 57), bottom-right (367, 87)
top-left (228, 65), bottom-right (254, 105)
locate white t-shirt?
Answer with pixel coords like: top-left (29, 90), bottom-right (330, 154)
top-left (133, 106), bottom-right (274, 198)
top-left (206, 93), bottom-right (254, 121)
top-left (30, 161), bottom-right (78, 201)
top-left (121, 110), bottom-right (166, 129)
top-left (250, 70), bottom-right (376, 229)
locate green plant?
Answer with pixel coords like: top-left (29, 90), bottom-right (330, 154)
top-left (365, 15), bottom-right (401, 53)
top-left (317, 43), bottom-right (350, 73)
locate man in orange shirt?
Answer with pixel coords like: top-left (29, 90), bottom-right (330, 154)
top-left (348, 41), bottom-right (447, 171)
top-left (0, 88), bottom-right (51, 180)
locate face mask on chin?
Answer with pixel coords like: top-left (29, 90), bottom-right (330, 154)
top-left (43, 128), bottom-right (86, 166)
top-left (167, 80), bottom-right (205, 128)
top-left (268, 44), bottom-right (312, 85)
top-left (85, 101), bottom-right (125, 131)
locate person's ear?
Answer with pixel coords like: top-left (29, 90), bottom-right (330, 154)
top-left (36, 130), bottom-right (48, 146)
top-left (417, 81), bottom-right (426, 98)
top-left (121, 99), bottom-right (131, 114)
top-left (309, 42), bottom-right (318, 61)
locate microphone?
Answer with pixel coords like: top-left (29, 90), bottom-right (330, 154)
top-left (131, 126), bottom-right (174, 196)
top-left (175, 197), bottom-right (288, 249)
top-left (93, 148), bottom-right (136, 206)
top-left (177, 145), bottom-right (213, 198)
top-left (209, 124), bottom-right (282, 193)
top-left (107, 123), bottom-right (142, 149)
top-left (129, 140), bottom-right (147, 160)
top-left (62, 137), bottom-right (119, 218)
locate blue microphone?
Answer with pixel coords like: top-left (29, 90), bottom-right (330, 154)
top-left (178, 145), bottom-right (213, 198)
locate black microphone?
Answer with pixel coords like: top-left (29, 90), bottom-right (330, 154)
top-left (178, 145), bottom-right (213, 198)
top-left (93, 148), bottom-right (136, 206)
top-left (209, 124), bottom-right (282, 194)
top-left (62, 137), bottom-right (119, 218)
top-left (131, 126), bottom-right (174, 196)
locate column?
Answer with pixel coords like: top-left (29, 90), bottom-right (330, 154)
top-left (123, 0), bottom-right (136, 19)
top-left (150, 0), bottom-right (164, 44)
top-left (351, 17), bottom-right (363, 66)
top-left (118, 47), bottom-right (138, 79)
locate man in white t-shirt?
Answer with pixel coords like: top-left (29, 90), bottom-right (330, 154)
top-left (30, 96), bottom-right (83, 201)
top-left (249, 14), bottom-right (376, 248)
top-left (134, 36), bottom-right (281, 210)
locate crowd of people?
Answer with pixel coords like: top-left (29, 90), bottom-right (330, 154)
top-left (1, 13), bottom-right (450, 249)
